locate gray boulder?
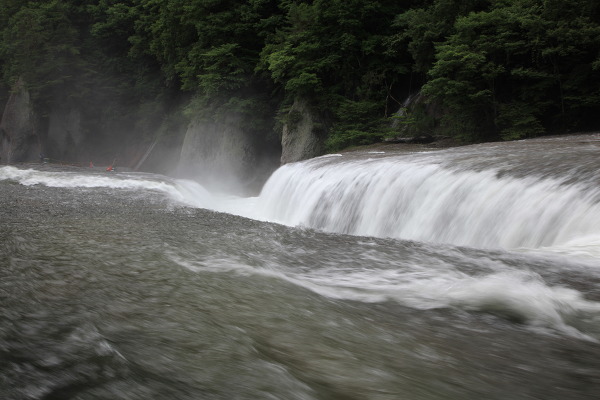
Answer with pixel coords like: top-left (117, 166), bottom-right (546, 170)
top-left (280, 98), bottom-right (326, 164)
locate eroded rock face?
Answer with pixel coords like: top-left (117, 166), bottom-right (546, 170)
top-left (280, 98), bottom-right (326, 164)
top-left (0, 79), bottom-right (38, 163)
top-left (46, 104), bottom-right (82, 163)
top-left (178, 114), bottom-right (258, 193)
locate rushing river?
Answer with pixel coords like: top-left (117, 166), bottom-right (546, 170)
top-left (1, 134), bottom-right (600, 399)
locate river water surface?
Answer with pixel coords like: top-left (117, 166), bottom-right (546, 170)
top-left (1, 135), bottom-right (600, 399)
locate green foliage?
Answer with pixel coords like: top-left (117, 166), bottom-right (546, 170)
top-left (415, 0), bottom-right (600, 141)
top-left (391, 102), bottom-right (437, 138)
top-left (0, 0), bottom-right (79, 106)
top-left (496, 102), bottom-right (544, 140)
top-left (393, 0), bottom-right (487, 73)
top-left (325, 98), bottom-right (389, 151)
top-left (193, 43), bottom-right (247, 94)
top-left (325, 129), bottom-right (385, 152)
top-left (260, 0), bottom-right (414, 149)
top-left (0, 0), bottom-right (599, 155)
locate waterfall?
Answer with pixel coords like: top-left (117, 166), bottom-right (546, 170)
top-left (254, 147), bottom-right (600, 252)
top-left (2, 134), bottom-right (598, 256)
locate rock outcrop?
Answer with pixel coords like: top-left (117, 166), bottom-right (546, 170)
top-left (0, 79), bottom-right (38, 163)
top-left (388, 91), bottom-right (443, 142)
top-left (46, 104), bottom-right (83, 163)
top-left (280, 98), bottom-right (326, 164)
top-left (178, 114), bottom-right (259, 193)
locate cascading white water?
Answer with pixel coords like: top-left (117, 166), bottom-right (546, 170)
top-left (255, 146), bottom-right (600, 253)
top-left (4, 140), bottom-right (600, 399)
top-left (2, 135), bottom-right (598, 257)
top-left (0, 166), bottom-right (217, 209)
top-left (2, 136), bottom-right (600, 337)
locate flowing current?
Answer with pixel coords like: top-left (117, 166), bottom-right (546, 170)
top-left (1, 134), bottom-right (600, 399)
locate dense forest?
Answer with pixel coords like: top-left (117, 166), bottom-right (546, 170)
top-left (1, 0), bottom-right (599, 161)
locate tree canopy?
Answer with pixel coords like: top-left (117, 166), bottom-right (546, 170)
top-left (0, 0), bottom-right (598, 150)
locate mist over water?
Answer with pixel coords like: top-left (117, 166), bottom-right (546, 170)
top-left (2, 134), bottom-right (600, 399)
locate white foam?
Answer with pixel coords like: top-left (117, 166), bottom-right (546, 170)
top-left (5, 157), bottom-right (600, 261)
top-left (167, 250), bottom-right (600, 338)
top-left (4, 165), bottom-right (599, 338)
top-left (253, 158), bottom-right (600, 256)
top-left (0, 166), bottom-right (216, 209)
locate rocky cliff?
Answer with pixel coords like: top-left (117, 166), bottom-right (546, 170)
top-left (280, 98), bottom-right (326, 164)
top-left (0, 82), bottom-right (325, 189)
top-left (0, 79), bottom-right (38, 163)
top-left (178, 114), bottom-right (269, 194)
top-left (46, 103), bottom-right (83, 163)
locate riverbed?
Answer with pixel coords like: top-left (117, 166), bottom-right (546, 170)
top-left (1, 135), bottom-right (600, 399)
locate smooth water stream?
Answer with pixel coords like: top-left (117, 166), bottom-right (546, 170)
top-left (1, 134), bottom-right (600, 399)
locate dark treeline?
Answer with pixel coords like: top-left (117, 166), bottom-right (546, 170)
top-left (1, 0), bottom-right (599, 153)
